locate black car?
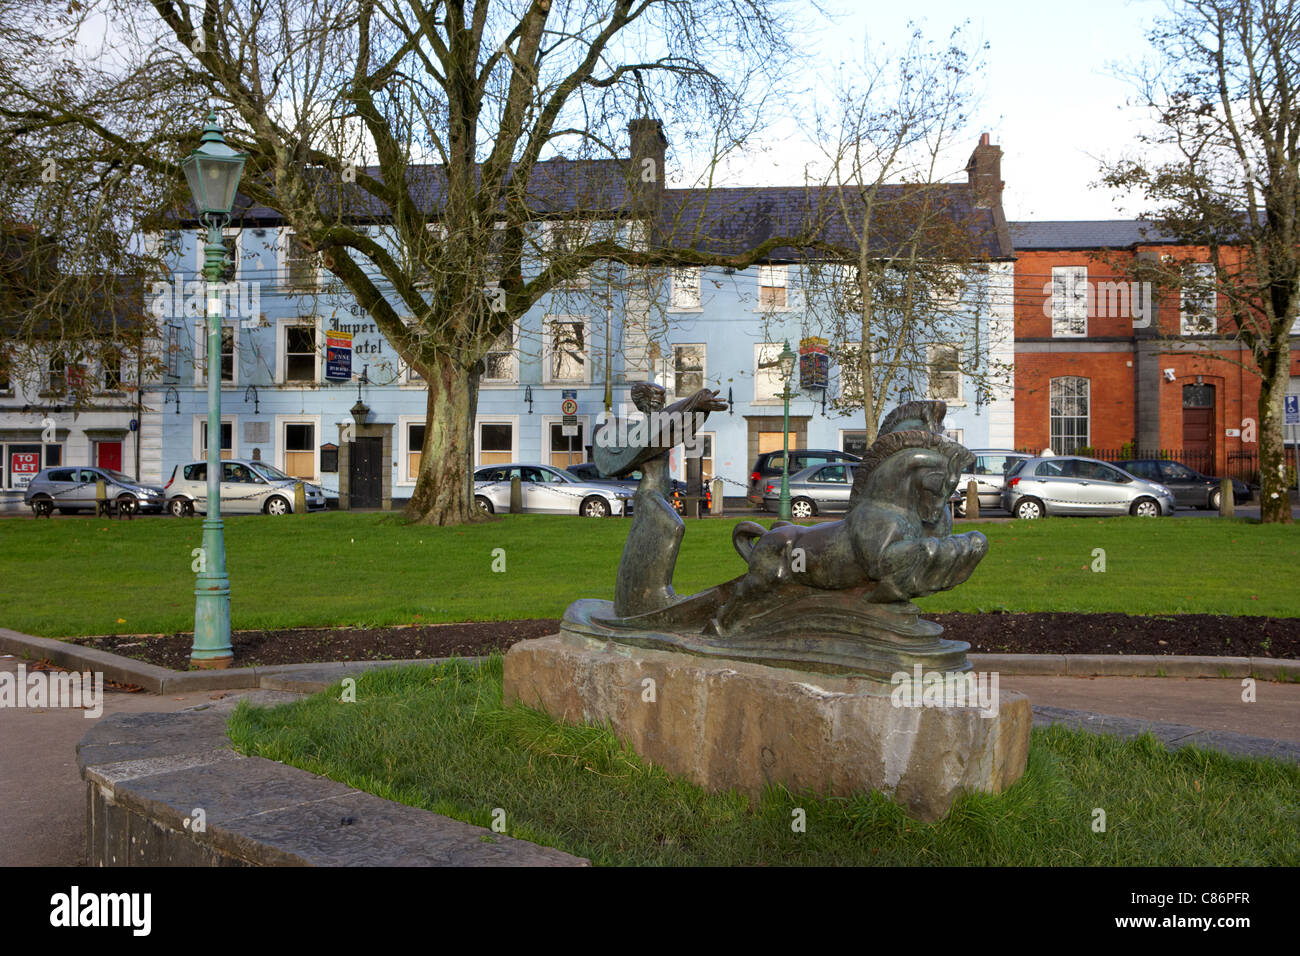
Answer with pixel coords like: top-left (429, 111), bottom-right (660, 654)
top-left (1118, 459), bottom-right (1251, 510)
top-left (748, 448), bottom-right (862, 506)
top-left (564, 462), bottom-right (710, 512)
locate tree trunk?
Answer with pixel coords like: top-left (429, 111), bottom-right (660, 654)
top-left (1257, 358), bottom-right (1294, 525)
top-left (404, 353), bottom-right (479, 525)
top-left (859, 267), bottom-right (877, 444)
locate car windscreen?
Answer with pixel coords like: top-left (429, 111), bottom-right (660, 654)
top-left (251, 463), bottom-right (292, 481)
top-left (103, 470), bottom-right (137, 484)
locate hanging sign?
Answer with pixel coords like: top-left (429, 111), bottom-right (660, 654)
top-left (326, 331), bottom-right (353, 381)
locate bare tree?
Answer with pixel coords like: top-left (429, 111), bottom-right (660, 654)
top-left (1103, 0), bottom-right (1300, 524)
top-left (790, 25), bottom-right (1009, 443)
top-left (1, 0), bottom-right (818, 524)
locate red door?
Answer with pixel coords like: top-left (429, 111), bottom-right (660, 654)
top-left (96, 441), bottom-right (123, 472)
top-left (1181, 384), bottom-right (1215, 473)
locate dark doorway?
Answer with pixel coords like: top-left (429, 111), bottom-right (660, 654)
top-left (349, 436), bottom-right (383, 509)
top-left (1182, 383), bottom-right (1216, 473)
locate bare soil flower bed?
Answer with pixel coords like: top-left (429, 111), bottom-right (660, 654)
top-left (63, 612), bottom-right (1300, 670)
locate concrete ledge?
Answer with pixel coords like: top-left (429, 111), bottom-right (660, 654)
top-left (79, 708), bottom-right (588, 867)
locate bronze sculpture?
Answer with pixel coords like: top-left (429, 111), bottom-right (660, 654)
top-left (569, 396), bottom-right (987, 679)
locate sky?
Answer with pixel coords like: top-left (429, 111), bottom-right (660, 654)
top-left (716, 0), bottom-right (1167, 223)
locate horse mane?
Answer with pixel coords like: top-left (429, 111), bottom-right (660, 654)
top-left (849, 401), bottom-right (966, 504)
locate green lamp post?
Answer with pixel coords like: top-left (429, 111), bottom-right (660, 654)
top-left (777, 340), bottom-right (797, 520)
top-left (181, 111), bottom-right (246, 670)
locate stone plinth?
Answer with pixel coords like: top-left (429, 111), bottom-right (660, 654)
top-left (503, 633), bottom-right (1032, 822)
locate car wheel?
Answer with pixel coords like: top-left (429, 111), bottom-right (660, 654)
top-left (953, 498), bottom-right (967, 518)
top-left (264, 495), bottom-right (290, 515)
top-left (169, 497), bottom-right (189, 517)
top-left (1014, 497), bottom-right (1044, 520)
top-left (475, 495), bottom-right (494, 516)
top-left (1209, 489), bottom-right (1222, 510)
top-left (581, 496), bottom-right (611, 518)
top-left (1130, 496), bottom-right (1161, 517)
top-left (116, 494), bottom-right (138, 515)
top-left (32, 497), bottom-right (53, 517)
top-left (790, 497), bottom-right (816, 519)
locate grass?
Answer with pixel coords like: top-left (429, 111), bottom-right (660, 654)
top-left (226, 659), bottom-right (1300, 866)
top-left (1, 511), bottom-right (1298, 637)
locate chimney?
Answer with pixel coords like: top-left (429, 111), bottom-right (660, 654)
top-left (627, 118), bottom-right (667, 216)
top-left (966, 132), bottom-right (1003, 210)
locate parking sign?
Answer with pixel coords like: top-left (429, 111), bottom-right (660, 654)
top-left (1286, 394), bottom-right (1299, 425)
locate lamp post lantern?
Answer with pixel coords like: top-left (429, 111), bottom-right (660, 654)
top-left (777, 340), bottom-right (797, 520)
top-left (182, 111), bottom-right (246, 670)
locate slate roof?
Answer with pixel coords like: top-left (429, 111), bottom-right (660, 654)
top-left (188, 163), bottom-right (1012, 263)
top-left (219, 157), bottom-right (633, 224)
top-left (1009, 220), bottom-right (1177, 250)
top-left (659, 184), bottom-right (1013, 261)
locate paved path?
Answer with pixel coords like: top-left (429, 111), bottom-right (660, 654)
top-left (4, 655), bottom-right (1298, 867)
top-left (0, 655), bottom-right (294, 866)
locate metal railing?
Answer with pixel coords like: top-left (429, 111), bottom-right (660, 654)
top-left (1024, 447), bottom-right (1262, 485)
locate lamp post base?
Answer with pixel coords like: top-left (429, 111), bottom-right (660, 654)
top-left (189, 654), bottom-right (234, 670)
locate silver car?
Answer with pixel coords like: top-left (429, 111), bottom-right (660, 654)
top-left (473, 463), bottom-right (631, 517)
top-left (24, 466), bottom-right (167, 515)
top-left (760, 461), bottom-right (856, 518)
top-left (950, 449), bottom-right (1030, 516)
top-left (165, 459), bottom-right (327, 515)
top-left (1001, 455), bottom-right (1176, 519)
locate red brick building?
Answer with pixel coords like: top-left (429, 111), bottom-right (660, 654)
top-left (1008, 221), bottom-right (1300, 478)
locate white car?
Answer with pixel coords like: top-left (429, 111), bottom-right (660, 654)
top-left (165, 459), bottom-right (327, 515)
top-left (473, 463), bottom-right (631, 517)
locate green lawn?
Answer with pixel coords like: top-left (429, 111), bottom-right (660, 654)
top-left (227, 659), bottom-right (1300, 866)
top-left (1, 511), bottom-right (1297, 637)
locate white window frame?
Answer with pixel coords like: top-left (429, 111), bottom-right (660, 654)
top-left (670, 267), bottom-right (702, 311)
top-left (1051, 265), bottom-right (1088, 337)
top-left (276, 316), bottom-right (323, 385)
top-left (97, 347), bottom-right (127, 394)
top-left (752, 342), bottom-right (787, 404)
top-left (670, 343), bottom-right (706, 399)
top-left (756, 264), bottom-right (789, 312)
top-left (1049, 376), bottom-right (1091, 455)
top-left (1180, 262), bottom-right (1218, 335)
top-left (278, 228), bottom-right (322, 292)
top-left (473, 415), bottom-right (520, 469)
top-left (193, 321), bottom-right (239, 386)
top-left (542, 315), bottom-right (591, 386)
top-left (546, 221), bottom-right (591, 288)
top-left (482, 322), bottom-right (519, 386)
top-left (683, 430), bottom-right (715, 482)
top-left (275, 414), bottom-right (321, 481)
top-left (397, 414), bottom-right (430, 485)
top-left (540, 414), bottom-right (591, 467)
top-left (192, 414), bottom-right (239, 460)
top-left (402, 359), bottom-right (425, 385)
top-left (927, 343), bottom-right (963, 404)
top-left (195, 226), bottom-right (242, 283)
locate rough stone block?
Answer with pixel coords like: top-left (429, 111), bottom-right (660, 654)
top-left (503, 633), bottom-right (1032, 822)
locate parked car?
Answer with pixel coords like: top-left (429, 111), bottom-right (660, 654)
top-left (1117, 459), bottom-right (1251, 510)
top-left (748, 448), bottom-right (861, 506)
top-left (24, 466), bottom-right (167, 516)
top-left (165, 459), bottom-right (327, 515)
top-left (565, 462), bottom-right (711, 513)
top-left (760, 461), bottom-right (857, 517)
top-left (473, 463), bottom-right (632, 517)
top-left (1001, 455), bottom-right (1176, 519)
top-left (949, 450), bottom-right (1031, 517)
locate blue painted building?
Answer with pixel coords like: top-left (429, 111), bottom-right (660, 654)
top-left (135, 129), bottom-right (1015, 506)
